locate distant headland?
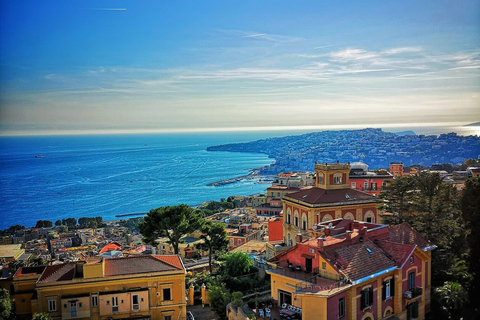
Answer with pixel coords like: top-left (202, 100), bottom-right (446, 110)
top-left (206, 128), bottom-right (480, 175)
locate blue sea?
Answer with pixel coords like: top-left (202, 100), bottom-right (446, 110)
top-left (0, 132), bottom-right (279, 230)
top-left (1, 125), bottom-right (479, 230)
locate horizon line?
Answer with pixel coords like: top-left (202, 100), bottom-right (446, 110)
top-left (0, 122), bottom-right (476, 137)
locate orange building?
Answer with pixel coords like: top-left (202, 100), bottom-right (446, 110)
top-left (267, 219), bottom-right (435, 320)
top-left (283, 162), bottom-right (380, 246)
top-left (13, 255), bottom-right (187, 320)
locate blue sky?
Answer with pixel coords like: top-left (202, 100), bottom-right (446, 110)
top-left (1, 0), bottom-right (479, 135)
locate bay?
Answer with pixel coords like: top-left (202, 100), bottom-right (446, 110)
top-left (0, 124), bottom-right (478, 230)
top-left (0, 132), bottom-right (276, 230)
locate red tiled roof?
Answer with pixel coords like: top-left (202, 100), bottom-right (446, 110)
top-left (387, 223), bottom-right (432, 249)
top-left (99, 243), bottom-right (122, 254)
top-left (104, 255), bottom-right (183, 276)
top-left (322, 238), bottom-right (396, 281)
top-left (284, 187), bottom-right (378, 205)
top-left (375, 240), bottom-right (415, 267)
top-left (152, 255), bottom-right (183, 269)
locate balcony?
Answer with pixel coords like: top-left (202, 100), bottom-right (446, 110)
top-left (404, 287), bottom-right (423, 300)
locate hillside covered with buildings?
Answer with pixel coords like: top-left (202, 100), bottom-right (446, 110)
top-left (207, 129), bottom-right (480, 174)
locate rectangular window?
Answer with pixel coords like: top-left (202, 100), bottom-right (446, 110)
top-left (385, 280), bottom-right (391, 299)
top-left (164, 316), bottom-right (172, 320)
top-left (91, 295), bottom-right (98, 307)
top-left (322, 262), bottom-right (327, 270)
top-left (364, 182), bottom-right (368, 190)
top-left (48, 299), bottom-right (57, 312)
top-left (163, 288), bottom-right (171, 301)
top-left (338, 297), bottom-right (345, 318)
top-left (112, 297), bottom-right (119, 312)
top-left (408, 272), bottom-right (415, 291)
top-left (360, 287), bottom-right (373, 310)
top-left (351, 182), bottom-right (356, 189)
top-left (132, 294), bottom-right (140, 310)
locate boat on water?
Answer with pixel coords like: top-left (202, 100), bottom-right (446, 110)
top-left (35, 155), bottom-right (45, 158)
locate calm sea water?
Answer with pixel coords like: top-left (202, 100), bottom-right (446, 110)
top-left (0, 132), bottom-right (277, 230)
top-left (1, 125), bottom-right (479, 230)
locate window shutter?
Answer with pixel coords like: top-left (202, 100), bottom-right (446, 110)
top-left (382, 281), bottom-right (386, 300)
top-left (391, 277), bottom-right (395, 296)
top-left (369, 287), bottom-right (374, 306)
top-left (360, 290), bottom-right (366, 310)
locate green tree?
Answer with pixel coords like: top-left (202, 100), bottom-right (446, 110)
top-left (32, 313), bottom-right (53, 320)
top-left (54, 220), bottom-right (62, 226)
top-left (460, 178), bottom-right (480, 301)
top-left (222, 252), bottom-right (252, 278)
top-left (379, 175), bottom-right (415, 224)
top-left (196, 221), bottom-right (229, 273)
top-left (0, 288), bottom-right (12, 319)
top-left (434, 282), bottom-right (469, 319)
top-left (58, 225), bottom-right (68, 233)
top-left (232, 291), bottom-right (243, 307)
top-left (208, 283), bottom-right (232, 320)
top-left (413, 171), bottom-right (443, 213)
top-left (139, 204), bottom-right (203, 254)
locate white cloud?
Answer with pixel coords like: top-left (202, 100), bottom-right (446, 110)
top-left (382, 47), bottom-right (423, 55)
top-left (329, 48), bottom-right (379, 62)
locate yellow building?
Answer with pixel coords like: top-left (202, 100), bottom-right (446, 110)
top-left (13, 255), bottom-right (187, 320)
top-left (0, 243), bottom-right (25, 262)
top-left (267, 219), bottom-right (435, 320)
top-left (283, 162), bottom-right (381, 246)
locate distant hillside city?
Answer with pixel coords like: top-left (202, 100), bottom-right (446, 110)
top-left (207, 128), bottom-right (480, 174)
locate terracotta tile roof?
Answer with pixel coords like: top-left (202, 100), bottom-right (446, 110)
top-left (284, 187), bottom-right (378, 206)
top-left (387, 223), bottom-right (433, 249)
top-left (375, 240), bottom-right (415, 267)
top-left (322, 238), bottom-right (396, 281)
top-left (104, 255), bottom-right (183, 276)
top-left (38, 263), bottom-right (76, 283)
top-left (152, 255), bottom-right (183, 269)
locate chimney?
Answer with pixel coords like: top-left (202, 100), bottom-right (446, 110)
top-left (296, 234), bottom-right (303, 243)
top-left (359, 226), bottom-right (368, 236)
top-left (350, 220), bottom-right (354, 231)
top-left (317, 238), bottom-right (325, 250)
top-left (324, 227), bottom-right (331, 237)
top-left (346, 230), bottom-right (353, 241)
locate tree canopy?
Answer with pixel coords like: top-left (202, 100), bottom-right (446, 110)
top-left (0, 288), bottom-right (12, 319)
top-left (196, 220), bottom-right (229, 273)
top-left (139, 204), bottom-right (203, 254)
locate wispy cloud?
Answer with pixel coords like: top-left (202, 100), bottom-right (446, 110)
top-left (217, 29), bottom-right (302, 43)
top-left (329, 48), bottom-right (379, 62)
top-left (382, 47), bottom-right (423, 55)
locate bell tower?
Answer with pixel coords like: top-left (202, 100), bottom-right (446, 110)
top-left (315, 161), bottom-right (350, 190)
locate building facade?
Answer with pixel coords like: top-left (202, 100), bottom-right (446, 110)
top-left (283, 162), bottom-right (381, 246)
top-left (267, 219), bottom-right (435, 320)
top-left (13, 255), bottom-right (187, 320)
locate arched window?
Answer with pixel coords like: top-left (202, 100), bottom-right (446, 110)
top-left (294, 211), bottom-right (299, 227)
top-left (318, 173), bottom-right (324, 184)
top-left (322, 214), bottom-right (333, 222)
top-left (333, 173), bottom-right (342, 184)
top-left (364, 210), bottom-right (375, 223)
top-left (302, 215), bottom-right (307, 230)
top-left (286, 208), bottom-right (292, 224)
top-left (344, 212), bottom-right (355, 220)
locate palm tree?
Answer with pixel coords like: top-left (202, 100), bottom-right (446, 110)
top-left (434, 281), bottom-right (469, 319)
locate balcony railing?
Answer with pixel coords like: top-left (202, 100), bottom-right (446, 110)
top-left (404, 286), bottom-right (423, 300)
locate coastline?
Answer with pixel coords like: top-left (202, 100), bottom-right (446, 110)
top-left (206, 168), bottom-right (272, 186)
